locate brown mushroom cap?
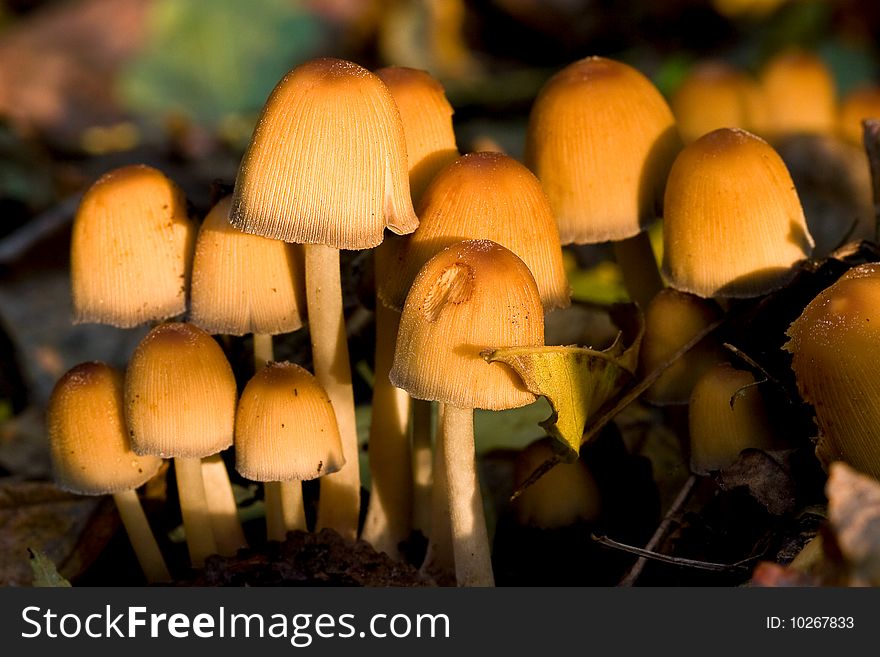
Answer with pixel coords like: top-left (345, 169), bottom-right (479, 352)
top-left (71, 164), bottom-right (195, 328)
top-left (662, 127), bottom-right (814, 298)
top-left (125, 322), bottom-right (237, 458)
top-left (785, 263), bottom-right (880, 479)
top-left (229, 57), bottom-right (418, 249)
top-left (190, 196), bottom-right (306, 336)
top-left (235, 361), bottom-right (344, 482)
top-left (524, 56), bottom-right (681, 243)
top-left (389, 239), bottom-right (544, 411)
top-left (48, 362), bottom-right (162, 495)
top-left (376, 66), bottom-right (459, 206)
top-left (378, 152), bottom-right (570, 313)
top-left (760, 49), bottom-right (837, 138)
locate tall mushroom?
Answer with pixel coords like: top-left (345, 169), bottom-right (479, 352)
top-left (229, 57), bottom-right (419, 540)
top-left (235, 361), bottom-right (345, 541)
top-left (125, 322), bottom-right (237, 567)
top-left (48, 362), bottom-right (170, 583)
top-left (390, 239), bottom-right (545, 586)
top-left (525, 56), bottom-right (682, 308)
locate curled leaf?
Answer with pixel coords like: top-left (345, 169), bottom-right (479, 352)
top-left (482, 304), bottom-right (643, 460)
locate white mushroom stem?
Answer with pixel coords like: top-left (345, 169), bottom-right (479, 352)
top-left (362, 302), bottom-right (412, 557)
top-left (201, 453), bottom-right (247, 555)
top-left (174, 456), bottom-right (217, 567)
top-left (612, 231), bottom-right (664, 309)
top-left (112, 489), bottom-right (171, 583)
top-left (419, 405), bottom-right (454, 583)
top-left (265, 481), bottom-right (306, 541)
top-left (253, 333), bottom-right (274, 368)
top-left (411, 398), bottom-right (433, 534)
top-left (441, 403), bottom-right (494, 587)
top-left (305, 243), bottom-right (360, 540)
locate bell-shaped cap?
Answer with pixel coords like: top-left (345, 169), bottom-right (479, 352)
top-left (524, 56), bottom-right (681, 243)
top-left (71, 164), bottom-right (195, 328)
top-left (760, 49), bottom-right (837, 138)
top-left (229, 57), bottom-right (419, 249)
top-left (48, 362), bottom-right (162, 495)
top-left (390, 239), bottom-right (544, 411)
top-left (235, 361), bottom-right (344, 482)
top-left (688, 362), bottom-right (782, 475)
top-left (785, 263), bottom-right (880, 479)
top-left (376, 66), bottom-right (459, 206)
top-left (671, 61), bottom-right (766, 144)
top-left (125, 322), bottom-right (237, 458)
top-left (662, 128), bottom-right (814, 298)
top-left (838, 86), bottom-right (880, 146)
top-left (639, 289), bottom-right (725, 405)
top-left (378, 152), bottom-right (570, 313)
top-left (190, 196), bottom-right (305, 336)
top-left (513, 437), bottom-right (600, 529)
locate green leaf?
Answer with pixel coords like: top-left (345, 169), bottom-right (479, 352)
top-left (28, 548), bottom-right (71, 587)
top-left (482, 305), bottom-right (643, 460)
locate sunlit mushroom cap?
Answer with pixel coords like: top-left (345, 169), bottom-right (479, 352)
top-left (662, 128), bottom-right (814, 298)
top-left (229, 57), bottom-right (418, 249)
top-left (376, 66), bottom-right (459, 206)
top-left (71, 165), bottom-right (195, 328)
top-left (671, 61), bottom-right (765, 144)
top-left (389, 239), bottom-right (544, 411)
top-left (524, 56), bottom-right (681, 243)
top-left (513, 437), bottom-right (600, 529)
top-left (785, 263), bottom-right (880, 479)
top-left (48, 362), bottom-right (162, 495)
top-left (125, 322), bottom-right (237, 458)
top-left (190, 196), bottom-right (305, 336)
top-left (688, 362), bottom-right (782, 475)
top-left (235, 361), bottom-right (344, 482)
top-left (838, 86), bottom-right (880, 146)
top-left (378, 152), bottom-right (570, 313)
top-left (760, 49), bottom-right (836, 138)
top-left (639, 289), bottom-right (725, 405)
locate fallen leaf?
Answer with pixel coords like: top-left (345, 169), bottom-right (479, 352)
top-left (826, 461), bottom-right (880, 586)
top-left (28, 548), bottom-right (71, 587)
top-left (482, 304), bottom-right (642, 460)
top-left (716, 448), bottom-right (799, 516)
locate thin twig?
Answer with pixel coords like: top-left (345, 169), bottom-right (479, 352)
top-left (617, 474), bottom-right (698, 586)
top-left (0, 194), bottom-right (81, 265)
top-left (592, 533), bottom-right (755, 575)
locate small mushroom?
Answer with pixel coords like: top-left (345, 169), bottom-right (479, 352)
top-left (759, 49), bottom-right (837, 140)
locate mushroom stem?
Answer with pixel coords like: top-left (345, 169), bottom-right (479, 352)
top-left (201, 453), bottom-right (247, 555)
top-left (411, 398), bottom-right (433, 534)
top-left (305, 243), bottom-right (360, 540)
top-left (362, 302), bottom-right (413, 557)
top-left (441, 403), bottom-right (494, 587)
top-left (264, 481), bottom-right (306, 540)
top-left (253, 333), bottom-right (274, 369)
top-left (612, 232), bottom-right (664, 309)
top-left (419, 405), bottom-right (454, 583)
top-left (112, 489), bottom-right (171, 583)
top-left (174, 456), bottom-right (218, 567)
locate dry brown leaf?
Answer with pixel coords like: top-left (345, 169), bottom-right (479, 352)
top-left (826, 461), bottom-right (880, 586)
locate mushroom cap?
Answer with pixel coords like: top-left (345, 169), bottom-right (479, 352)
top-left (688, 362), bottom-right (782, 475)
top-left (48, 362), bottom-right (162, 495)
top-left (229, 57), bottom-right (418, 249)
top-left (190, 196), bottom-right (306, 336)
top-left (513, 437), bottom-right (600, 529)
top-left (524, 56), bottom-right (681, 243)
top-left (71, 164), bottom-right (195, 328)
top-left (785, 263), bottom-right (880, 479)
top-left (390, 239), bottom-right (544, 410)
top-left (234, 361), bottom-right (344, 482)
top-left (125, 322), bottom-right (237, 458)
top-left (760, 49), bottom-right (837, 138)
top-left (638, 288), bottom-right (725, 405)
top-left (661, 127), bottom-right (814, 298)
top-left (376, 65), bottom-right (459, 206)
top-left (838, 86), bottom-right (880, 146)
top-left (671, 61), bottom-right (766, 144)
top-left (378, 152), bottom-right (570, 313)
